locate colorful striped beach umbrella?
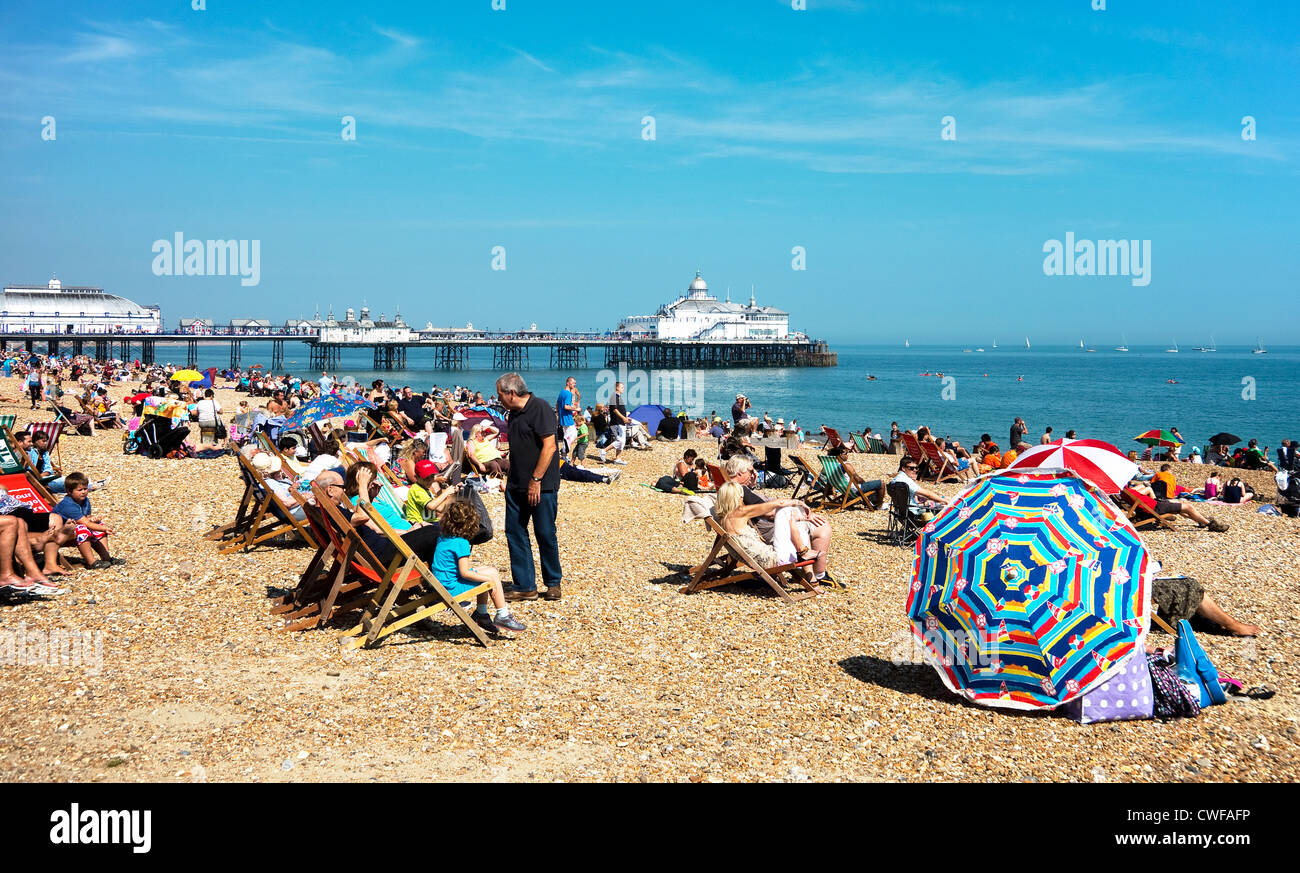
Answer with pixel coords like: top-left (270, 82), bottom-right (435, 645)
top-left (1133, 428), bottom-right (1183, 448)
top-left (906, 470), bottom-right (1150, 711)
top-left (282, 394), bottom-right (375, 430)
top-left (1003, 438), bottom-right (1138, 494)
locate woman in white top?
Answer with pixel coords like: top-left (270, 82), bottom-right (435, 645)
top-left (194, 388), bottom-right (223, 446)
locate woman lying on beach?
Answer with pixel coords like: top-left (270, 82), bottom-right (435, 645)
top-left (714, 482), bottom-right (814, 570)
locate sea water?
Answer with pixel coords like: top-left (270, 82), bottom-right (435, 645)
top-left (160, 342), bottom-right (1298, 453)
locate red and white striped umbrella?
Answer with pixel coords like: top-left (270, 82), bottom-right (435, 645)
top-left (1004, 438), bottom-right (1138, 494)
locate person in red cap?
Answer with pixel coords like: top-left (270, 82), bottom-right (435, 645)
top-left (403, 458), bottom-right (456, 525)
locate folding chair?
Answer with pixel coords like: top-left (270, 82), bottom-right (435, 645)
top-left (850, 432), bottom-right (869, 453)
top-left (202, 456), bottom-right (261, 544)
top-left (269, 489), bottom-right (376, 632)
top-left (0, 415), bottom-right (15, 433)
top-left (218, 453), bottom-right (318, 554)
top-left (869, 435), bottom-right (888, 454)
top-left (26, 421), bottom-right (64, 470)
top-left (681, 516), bottom-right (819, 603)
top-left (788, 454), bottom-right (823, 504)
top-left (705, 462), bottom-right (727, 490)
top-left (2, 426), bottom-right (60, 504)
top-left (886, 481), bottom-right (923, 547)
top-left (337, 500), bottom-right (492, 648)
top-left (255, 430), bottom-right (306, 476)
top-left (816, 454), bottom-right (870, 513)
top-left (47, 400), bottom-right (93, 436)
top-left (1117, 487), bottom-right (1177, 531)
top-left (822, 426), bottom-right (848, 452)
top-left (920, 441), bottom-right (961, 483)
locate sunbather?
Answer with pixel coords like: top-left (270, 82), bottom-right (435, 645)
top-left (1152, 574), bottom-right (1261, 637)
top-left (714, 482), bottom-right (814, 570)
top-left (1127, 478), bottom-right (1228, 531)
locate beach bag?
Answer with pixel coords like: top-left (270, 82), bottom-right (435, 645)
top-left (457, 482), bottom-right (493, 545)
top-left (214, 417), bottom-right (228, 440)
top-left (1062, 653), bottom-right (1154, 724)
top-left (1147, 652), bottom-right (1201, 719)
top-left (1173, 619), bottom-right (1227, 708)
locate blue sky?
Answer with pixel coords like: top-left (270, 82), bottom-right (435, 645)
top-left (1, 0), bottom-right (1297, 344)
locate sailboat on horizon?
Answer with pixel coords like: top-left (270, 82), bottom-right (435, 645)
top-left (1025, 336), bottom-right (1030, 350)
top-left (1115, 332), bottom-right (1129, 352)
top-left (992, 337), bottom-right (998, 349)
top-left (1166, 339), bottom-right (1179, 353)
top-left (905, 338), bottom-right (910, 349)
top-left (1253, 337), bottom-right (1267, 355)
top-left (1197, 335), bottom-right (1217, 352)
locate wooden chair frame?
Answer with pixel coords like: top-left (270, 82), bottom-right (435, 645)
top-left (900, 432), bottom-right (927, 468)
top-left (681, 516), bottom-right (819, 603)
top-left (337, 500), bottom-right (491, 649)
top-left (218, 453), bottom-right (318, 554)
top-left (1117, 487), bottom-right (1178, 531)
top-left (920, 440), bottom-right (961, 483)
top-left (817, 454), bottom-right (870, 514)
top-left (788, 454), bottom-right (823, 504)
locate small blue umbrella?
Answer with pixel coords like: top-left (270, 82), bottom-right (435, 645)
top-left (282, 394), bottom-right (376, 431)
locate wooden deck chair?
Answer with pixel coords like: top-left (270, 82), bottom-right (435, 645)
top-left (254, 430), bottom-right (306, 476)
top-left (900, 432), bottom-right (926, 467)
top-left (0, 414), bottom-right (15, 433)
top-left (48, 399), bottom-right (94, 435)
top-left (850, 432), bottom-right (869, 453)
top-left (920, 440), bottom-right (961, 483)
top-left (337, 501), bottom-right (491, 648)
top-left (681, 516), bottom-right (819, 603)
top-left (822, 426), bottom-right (847, 452)
top-left (202, 456), bottom-right (261, 544)
top-left (817, 454), bottom-right (869, 513)
top-left (868, 435), bottom-right (888, 454)
top-left (0, 471), bottom-right (75, 571)
top-left (270, 488), bottom-right (375, 632)
top-left (26, 421), bottom-right (64, 470)
top-left (1117, 487), bottom-right (1178, 531)
top-left (705, 462), bottom-right (727, 490)
top-left (788, 454), bottom-right (823, 504)
top-left (3, 426), bottom-right (61, 505)
top-left (272, 483), bottom-right (390, 632)
top-left (307, 421), bottom-right (329, 456)
top-left (218, 453), bottom-right (318, 554)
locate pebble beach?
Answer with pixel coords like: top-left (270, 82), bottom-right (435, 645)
top-left (1, 377), bottom-right (1297, 783)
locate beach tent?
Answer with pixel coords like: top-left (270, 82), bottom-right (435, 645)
top-left (630, 404), bottom-right (671, 434)
top-left (189, 367), bottom-right (219, 389)
top-left (907, 469), bottom-right (1150, 711)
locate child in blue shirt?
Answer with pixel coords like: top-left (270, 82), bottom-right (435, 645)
top-left (54, 472), bottom-right (123, 569)
top-left (431, 499), bottom-right (524, 634)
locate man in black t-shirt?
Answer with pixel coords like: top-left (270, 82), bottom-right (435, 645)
top-left (496, 372), bottom-right (564, 602)
top-left (600, 382), bottom-right (629, 465)
top-left (397, 386), bottom-right (427, 428)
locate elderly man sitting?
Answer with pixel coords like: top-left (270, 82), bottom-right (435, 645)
top-left (723, 455), bottom-right (837, 585)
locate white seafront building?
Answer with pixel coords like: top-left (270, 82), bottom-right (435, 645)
top-left (0, 278), bottom-right (161, 333)
top-left (316, 305), bottom-right (413, 344)
top-left (616, 272), bottom-right (793, 340)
